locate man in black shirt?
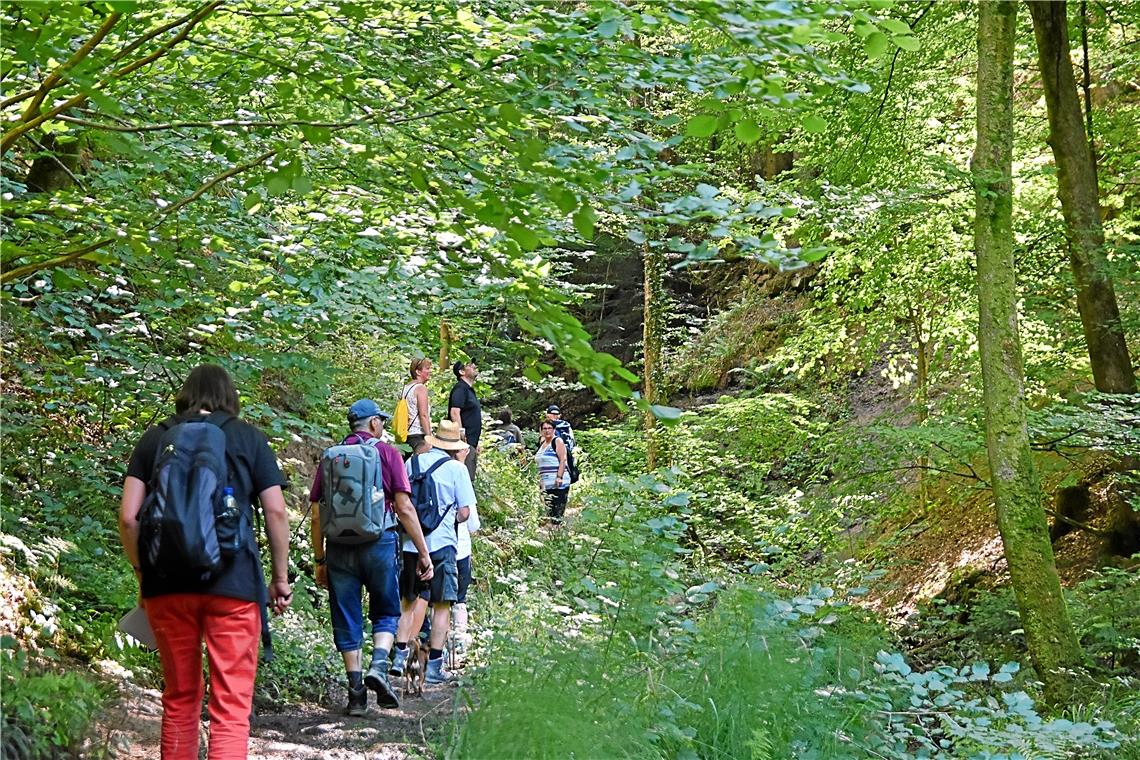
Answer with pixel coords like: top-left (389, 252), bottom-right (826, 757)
top-left (448, 359), bottom-right (482, 482)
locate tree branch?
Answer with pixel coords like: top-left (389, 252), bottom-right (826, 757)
top-left (109, 3), bottom-right (211, 63)
top-left (23, 133), bottom-right (88, 191)
top-left (1030, 427), bottom-right (1086, 450)
top-left (1044, 507), bottom-right (1112, 537)
top-left (2, 11), bottom-right (122, 113)
top-left (1, 149), bottom-right (274, 284)
top-left (56, 114), bottom-right (367, 133)
top-left (1, 2), bottom-right (220, 154)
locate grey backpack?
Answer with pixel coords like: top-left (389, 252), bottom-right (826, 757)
top-left (319, 434), bottom-right (395, 543)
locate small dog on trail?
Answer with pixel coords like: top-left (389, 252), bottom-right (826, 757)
top-left (404, 638), bottom-right (427, 697)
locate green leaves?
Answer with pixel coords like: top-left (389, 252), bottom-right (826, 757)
top-left (686, 114), bottom-right (719, 138)
top-left (573, 206), bottom-right (597, 240)
top-left (803, 114), bottom-right (827, 134)
top-left (734, 118), bottom-right (762, 144)
top-left (508, 224), bottom-right (541, 251)
top-left (865, 31), bottom-right (890, 60)
top-left (597, 17), bottom-right (621, 38)
top-left (893, 35), bottom-right (920, 52)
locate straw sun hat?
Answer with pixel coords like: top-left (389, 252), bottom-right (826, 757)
top-left (427, 419), bottom-right (468, 452)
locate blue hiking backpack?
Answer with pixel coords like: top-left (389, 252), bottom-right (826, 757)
top-left (408, 455), bottom-right (452, 535)
top-left (138, 414), bottom-right (244, 580)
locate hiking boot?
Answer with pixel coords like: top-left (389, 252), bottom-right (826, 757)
top-left (364, 661), bottom-right (400, 709)
top-left (345, 685), bottom-right (368, 716)
top-left (389, 646), bottom-right (408, 677)
top-left (425, 656), bottom-right (455, 684)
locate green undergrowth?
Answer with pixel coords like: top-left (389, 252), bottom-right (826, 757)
top-left (450, 469), bottom-right (1127, 759)
top-left (1, 645), bottom-right (108, 759)
top-left (575, 394), bottom-right (847, 570)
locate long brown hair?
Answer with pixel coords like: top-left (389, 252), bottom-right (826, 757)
top-left (174, 364), bottom-right (240, 416)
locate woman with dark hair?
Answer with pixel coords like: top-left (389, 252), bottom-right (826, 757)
top-left (173, 363), bottom-right (240, 416)
top-left (118, 364), bottom-right (292, 759)
top-left (536, 419), bottom-right (570, 523)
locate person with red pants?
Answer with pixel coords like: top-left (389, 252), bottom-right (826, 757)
top-left (118, 364), bottom-right (292, 760)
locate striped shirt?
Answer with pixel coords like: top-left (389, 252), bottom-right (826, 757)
top-left (536, 440), bottom-right (570, 490)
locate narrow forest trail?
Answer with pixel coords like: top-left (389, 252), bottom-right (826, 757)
top-left (89, 665), bottom-right (460, 759)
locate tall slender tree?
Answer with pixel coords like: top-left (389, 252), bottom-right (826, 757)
top-left (642, 240), bottom-right (667, 469)
top-left (973, 0), bottom-right (1085, 706)
top-left (1028, 0), bottom-right (1136, 394)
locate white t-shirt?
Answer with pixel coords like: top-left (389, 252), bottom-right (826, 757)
top-left (402, 449), bottom-right (476, 554)
top-left (457, 501), bottom-right (481, 560)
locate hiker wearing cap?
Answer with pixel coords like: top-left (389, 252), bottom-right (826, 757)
top-left (537, 418), bottom-right (571, 522)
top-left (391, 419), bottom-right (475, 684)
top-left (119, 364), bottom-right (292, 760)
top-left (545, 404), bottom-right (575, 450)
top-left (447, 359), bottom-right (482, 482)
top-left (309, 399), bottom-right (434, 715)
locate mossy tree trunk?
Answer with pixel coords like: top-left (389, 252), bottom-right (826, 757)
top-left (973, 0), bottom-right (1085, 706)
top-left (1028, 0), bottom-right (1136, 394)
top-left (642, 241), bottom-right (666, 469)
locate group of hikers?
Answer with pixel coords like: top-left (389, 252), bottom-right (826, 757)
top-left (117, 360), bottom-right (580, 759)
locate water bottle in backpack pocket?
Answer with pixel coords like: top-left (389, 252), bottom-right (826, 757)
top-left (138, 416), bottom-right (244, 581)
top-left (320, 437), bottom-right (394, 543)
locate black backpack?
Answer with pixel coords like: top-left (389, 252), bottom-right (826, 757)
top-left (138, 414), bottom-right (244, 580)
top-left (408, 455), bottom-right (451, 535)
top-left (566, 447), bottom-right (580, 484)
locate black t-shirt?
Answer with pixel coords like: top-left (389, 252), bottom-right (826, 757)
top-left (125, 413), bottom-right (288, 602)
top-left (448, 381), bottom-right (482, 446)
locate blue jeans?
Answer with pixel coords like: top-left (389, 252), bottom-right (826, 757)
top-left (326, 530), bottom-right (400, 652)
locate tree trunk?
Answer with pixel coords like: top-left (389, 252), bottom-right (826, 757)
top-left (25, 133), bottom-right (81, 193)
top-left (642, 241), bottom-right (666, 469)
top-left (974, 0), bottom-right (1085, 706)
top-left (1028, 0), bottom-right (1136, 394)
top-left (910, 305), bottom-right (931, 513)
top-left (439, 319), bottom-right (452, 371)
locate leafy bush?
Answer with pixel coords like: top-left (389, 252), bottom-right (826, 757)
top-left (576, 395), bottom-right (847, 566)
top-left (256, 597), bottom-right (340, 706)
top-left (1, 646), bottom-right (108, 759)
top-left (451, 470), bottom-right (1123, 759)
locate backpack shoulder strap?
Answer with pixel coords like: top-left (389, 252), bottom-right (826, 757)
top-left (425, 457), bottom-right (449, 477)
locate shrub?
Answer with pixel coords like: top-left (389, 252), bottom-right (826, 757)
top-left (1, 645), bottom-right (108, 759)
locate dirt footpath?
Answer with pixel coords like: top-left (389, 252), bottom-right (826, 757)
top-left (84, 668), bottom-right (458, 759)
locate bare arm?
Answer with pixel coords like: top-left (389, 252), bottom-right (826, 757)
top-left (457, 506), bottom-right (470, 523)
top-left (260, 485), bottom-right (292, 614)
top-left (449, 406), bottom-right (461, 425)
top-left (415, 384), bottom-right (432, 434)
top-left (392, 491), bottom-right (434, 580)
top-left (118, 476), bottom-right (147, 572)
top-left (310, 501), bottom-right (326, 587)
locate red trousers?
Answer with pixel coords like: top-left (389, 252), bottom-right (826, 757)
top-left (145, 594), bottom-right (260, 760)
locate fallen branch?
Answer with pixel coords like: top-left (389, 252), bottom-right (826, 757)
top-left (1044, 508), bottom-right (1112, 538)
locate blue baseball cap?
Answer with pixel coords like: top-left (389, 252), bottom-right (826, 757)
top-left (347, 399), bottom-right (390, 424)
